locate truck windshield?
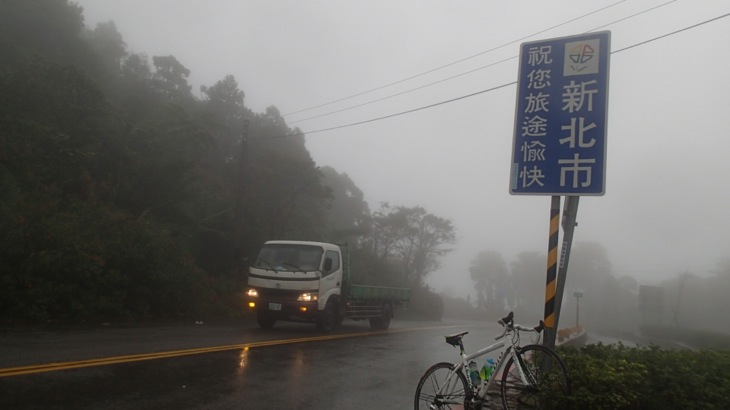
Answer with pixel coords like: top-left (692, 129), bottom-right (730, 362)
top-left (253, 244), bottom-right (324, 272)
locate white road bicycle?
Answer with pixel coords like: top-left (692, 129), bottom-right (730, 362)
top-left (414, 312), bottom-right (570, 410)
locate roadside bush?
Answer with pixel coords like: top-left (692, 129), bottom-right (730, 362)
top-left (556, 344), bottom-right (730, 409)
top-left (401, 285), bottom-right (444, 321)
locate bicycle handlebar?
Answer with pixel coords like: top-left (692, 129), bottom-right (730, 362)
top-left (495, 312), bottom-right (544, 340)
top-left (495, 326), bottom-right (508, 340)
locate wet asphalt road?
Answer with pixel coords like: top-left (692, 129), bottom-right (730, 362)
top-left (0, 317), bottom-right (508, 409)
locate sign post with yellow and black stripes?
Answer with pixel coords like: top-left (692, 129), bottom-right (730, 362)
top-left (543, 196), bottom-right (561, 347)
top-left (510, 32), bottom-right (610, 348)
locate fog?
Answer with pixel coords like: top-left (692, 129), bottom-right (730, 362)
top-left (75, 0), bottom-right (730, 303)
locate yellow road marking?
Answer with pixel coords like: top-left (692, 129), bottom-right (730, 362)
top-left (0, 324), bottom-right (466, 377)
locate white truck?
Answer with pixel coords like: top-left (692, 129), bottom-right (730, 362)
top-left (245, 240), bottom-right (410, 331)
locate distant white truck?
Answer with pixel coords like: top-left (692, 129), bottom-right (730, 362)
top-left (245, 240), bottom-right (410, 331)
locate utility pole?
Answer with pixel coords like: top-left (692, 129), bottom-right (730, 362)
top-left (234, 120), bottom-right (249, 283)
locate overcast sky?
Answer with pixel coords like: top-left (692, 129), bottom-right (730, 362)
top-left (75, 0), bottom-right (730, 297)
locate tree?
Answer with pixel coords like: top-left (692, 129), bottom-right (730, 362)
top-left (0, 0), bottom-right (89, 68)
top-left (319, 166), bottom-right (370, 242)
top-left (365, 204), bottom-right (455, 286)
top-left (201, 74), bottom-right (246, 126)
top-left (509, 251), bottom-right (546, 315)
top-left (566, 242), bottom-right (614, 329)
top-left (84, 21), bottom-right (127, 80)
top-left (3, 0), bottom-right (454, 323)
top-left (152, 55), bottom-right (194, 103)
top-left (568, 242), bottom-right (612, 291)
top-left (469, 250), bottom-right (508, 311)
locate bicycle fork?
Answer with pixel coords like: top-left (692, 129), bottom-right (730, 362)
top-left (506, 346), bottom-right (538, 387)
top-left (476, 345), bottom-right (532, 399)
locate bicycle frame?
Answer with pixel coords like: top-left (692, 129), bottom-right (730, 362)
top-left (479, 343), bottom-right (535, 396)
top-left (461, 339), bottom-right (504, 389)
top-left (439, 332), bottom-right (536, 403)
top-left (417, 314), bottom-right (557, 410)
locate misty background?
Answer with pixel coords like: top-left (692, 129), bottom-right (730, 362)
top-left (2, 0), bottom-right (729, 335)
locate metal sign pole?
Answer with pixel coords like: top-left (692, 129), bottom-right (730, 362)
top-left (553, 196), bottom-right (579, 334)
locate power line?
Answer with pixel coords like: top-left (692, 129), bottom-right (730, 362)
top-left (269, 10), bottom-right (730, 140)
top-left (270, 82), bottom-right (515, 139)
top-left (287, 0), bottom-right (677, 126)
top-left (282, 0), bottom-right (627, 117)
top-left (612, 10), bottom-right (730, 53)
top-left (588, 0), bottom-right (676, 32)
top-left (287, 55), bottom-right (517, 125)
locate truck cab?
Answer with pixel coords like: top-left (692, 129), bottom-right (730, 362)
top-left (245, 240), bottom-right (410, 331)
top-left (245, 241), bottom-right (343, 329)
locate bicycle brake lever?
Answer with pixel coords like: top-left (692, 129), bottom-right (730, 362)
top-left (500, 311), bottom-right (514, 326)
top-left (534, 320), bottom-right (545, 333)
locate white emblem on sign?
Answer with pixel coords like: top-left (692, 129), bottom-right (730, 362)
top-left (564, 39), bottom-right (600, 76)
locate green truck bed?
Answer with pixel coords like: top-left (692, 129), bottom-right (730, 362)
top-left (349, 284), bottom-right (410, 302)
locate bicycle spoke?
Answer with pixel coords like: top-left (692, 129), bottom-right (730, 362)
top-left (501, 345), bottom-right (569, 410)
top-left (414, 362), bottom-right (468, 409)
top-left (416, 314), bottom-right (570, 410)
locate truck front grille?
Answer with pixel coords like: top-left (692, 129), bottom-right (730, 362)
top-left (256, 288), bottom-right (301, 302)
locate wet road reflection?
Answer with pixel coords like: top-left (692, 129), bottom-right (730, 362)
top-left (0, 320), bottom-right (502, 409)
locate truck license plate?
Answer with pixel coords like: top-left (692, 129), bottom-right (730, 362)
top-left (269, 303), bottom-right (282, 311)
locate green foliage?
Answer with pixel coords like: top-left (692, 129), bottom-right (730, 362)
top-left (556, 344), bottom-right (730, 409)
top-left (440, 294), bottom-right (490, 320)
top-left (151, 55), bottom-right (194, 104)
top-left (469, 250), bottom-right (508, 311)
top-left (0, 0), bottom-right (313, 323)
top-left (508, 251), bottom-right (545, 314)
top-left (557, 344), bottom-right (649, 409)
top-left (319, 166), bottom-right (370, 243)
top-left (0, 197), bottom-right (216, 323)
top-left (362, 203), bottom-right (455, 286)
top-left (0, 0), bottom-right (89, 68)
top-left (0, 0), bottom-right (456, 324)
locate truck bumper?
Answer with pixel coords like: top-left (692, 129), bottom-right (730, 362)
top-left (248, 299), bottom-right (319, 321)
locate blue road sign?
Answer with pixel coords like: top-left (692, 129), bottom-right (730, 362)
top-left (510, 31), bottom-right (611, 195)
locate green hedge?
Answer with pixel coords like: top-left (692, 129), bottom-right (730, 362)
top-left (555, 344), bottom-right (730, 409)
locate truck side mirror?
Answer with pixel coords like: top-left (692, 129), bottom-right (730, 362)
top-left (323, 258), bottom-right (333, 273)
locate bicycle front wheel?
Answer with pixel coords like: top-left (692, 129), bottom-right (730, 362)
top-left (500, 344), bottom-right (570, 410)
top-left (414, 362), bottom-right (469, 410)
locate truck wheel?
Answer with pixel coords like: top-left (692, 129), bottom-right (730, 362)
top-left (257, 310), bottom-right (276, 329)
top-left (369, 303), bottom-right (392, 330)
top-left (317, 301), bottom-right (339, 332)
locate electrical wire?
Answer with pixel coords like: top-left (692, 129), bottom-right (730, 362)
top-left (282, 0), bottom-right (627, 117)
top-left (262, 10), bottom-right (730, 141)
top-left (286, 0), bottom-right (677, 126)
top-left (268, 82), bottom-right (515, 139)
top-left (612, 11), bottom-right (730, 53)
top-left (286, 55), bottom-right (517, 125)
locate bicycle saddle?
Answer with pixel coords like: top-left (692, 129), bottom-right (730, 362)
top-left (445, 331), bottom-right (468, 347)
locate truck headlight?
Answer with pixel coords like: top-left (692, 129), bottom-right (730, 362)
top-left (297, 292), bottom-right (318, 302)
top-left (246, 288), bottom-right (259, 298)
